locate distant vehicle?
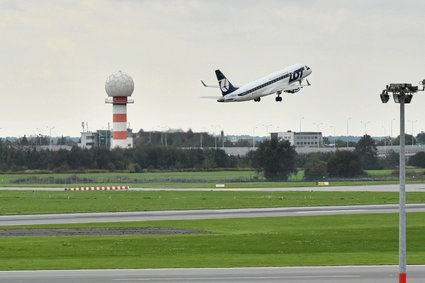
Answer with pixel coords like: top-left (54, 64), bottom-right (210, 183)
top-left (201, 64), bottom-right (312, 102)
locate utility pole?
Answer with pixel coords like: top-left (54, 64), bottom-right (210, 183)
top-left (391, 118), bottom-right (396, 146)
top-left (346, 117), bottom-right (351, 148)
top-left (360, 120), bottom-right (371, 135)
top-left (299, 117), bottom-right (304, 132)
top-left (408, 120), bottom-right (417, 146)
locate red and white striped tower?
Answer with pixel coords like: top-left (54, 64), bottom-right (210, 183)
top-left (105, 70), bottom-right (134, 149)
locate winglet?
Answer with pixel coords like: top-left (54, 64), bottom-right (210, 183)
top-left (201, 80), bottom-right (207, 87)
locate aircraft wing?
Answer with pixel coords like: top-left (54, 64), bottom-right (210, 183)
top-left (281, 84), bottom-right (307, 91)
top-left (280, 79), bottom-right (311, 91)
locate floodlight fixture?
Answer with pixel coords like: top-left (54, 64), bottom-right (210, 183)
top-left (404, 94), bottom-right (413, 104)
top-left (380, 89), bottom-right (389, 103)
top-left (380, 82), bottom-right (424, 104)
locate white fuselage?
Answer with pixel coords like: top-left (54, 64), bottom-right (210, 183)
top-left (218, 64), bottom-right (312, 102)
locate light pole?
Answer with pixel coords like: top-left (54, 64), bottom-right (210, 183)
top-left (346, 117), bottom-right (352, 148)
top-left (47, 126), bottom-right (55, 150)
top-left (380, 81), bottom-right (424, 283)
top-left (210, 125), bottom-right (217, 149)
top-left (313, 122), bottom-right (322, 148)
top-left (159, 126), bottom-right (168, 147)
top-left (391, 118), bottom-right (396, 146)
top-left (163, 127), bottom-right (168, 147)
top-left (313, 122), bottom-right (322, 132)
top-left (330, 125), bottom-right (335, 148)
top-left (217, 124), bottom-right (224, 149)
top-left (262, 124), bottom-right (272, 139)
top-left (408, 120), bottom-right (417, 146)
top-left (299, 117), bottom-right (304, 132)
top-left (252, 126), bottom-right (258, 149)
top-left (36, 127), bottom-right (42, 145)
top-left (382, 125), bottom-right (387, 153)
top-left (360, 120), bottom-right (371, 135)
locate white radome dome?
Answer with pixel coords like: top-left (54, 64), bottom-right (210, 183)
top-left (105, 70), bottom-right (134, 97)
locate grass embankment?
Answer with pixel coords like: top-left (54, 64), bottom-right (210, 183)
top-left (1, 213), bottom-right (425, 270)
top-left (1, 169), bottom-right (425, 188)
top-left (1, 190), bottom-right (425, 215)
top-left (1, 181), bottom-right (408, 189)
top-left (0, 171), bottom-right (264, 186)
top-left (365, 168), bottom-right (425, 176)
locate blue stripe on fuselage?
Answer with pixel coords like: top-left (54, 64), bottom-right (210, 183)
top-left (237, 67), bottom-right (303, 97)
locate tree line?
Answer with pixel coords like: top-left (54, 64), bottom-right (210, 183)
top-left (0, 141), bottom-right (245, 172)
top-left (249, 135), bottom-right (422, 181)
top-left (1, 135), bottom-right (425, 181)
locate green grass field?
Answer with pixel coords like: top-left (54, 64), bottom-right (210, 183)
top-left (0, 168), bottom-right (425, 189)
top-left (1, 213), bottom-right (425, 270)
top-left (2, 168), bottom-right (424, 187)
top-left (365, 168), bottom-right (425, 176)
top-left (0, 171), bottom-right (263, 185)
top-left (1, 190), bottom-right (424, 215)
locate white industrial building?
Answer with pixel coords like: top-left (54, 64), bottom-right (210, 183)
top-left (271, 131), bottom-right (322, 147)
top-left (79, 129), bottom-right (133, 149)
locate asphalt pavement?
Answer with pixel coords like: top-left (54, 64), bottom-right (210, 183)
top-left (2, 183), bottom-right (425, 191)
top-left (0, 266), bottom-right (424, 283)
top-left (2, 204), bottom-right (425, 226)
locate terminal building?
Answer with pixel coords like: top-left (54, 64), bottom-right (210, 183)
top-left (271, 131), bottom-right (322, 147)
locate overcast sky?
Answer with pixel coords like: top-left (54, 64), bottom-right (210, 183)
top-left (1, 0), bottom-right (425, 138)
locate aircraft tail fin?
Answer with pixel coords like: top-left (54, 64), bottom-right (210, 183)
top-left (215, 69), bottom-right (238, 96)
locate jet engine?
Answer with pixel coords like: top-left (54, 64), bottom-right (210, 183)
top-left (284, 88), bottom-right (301, 94)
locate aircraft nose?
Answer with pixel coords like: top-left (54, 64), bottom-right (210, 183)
top-left (305, 65), bottom-right (312, 75)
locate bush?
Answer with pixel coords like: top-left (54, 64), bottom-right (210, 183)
top-left (327, 151), bottom-right (364, 178)
top-left (355, 135), bottom-right (381, 170)
top-left (304, 159), bottom-right (328, 181)
top-left (380, 150), bottom-right (399, 169)
top-left (408, 152), bottom-right (425, 168)
top-left (250, 137), bottom-right (297, 181)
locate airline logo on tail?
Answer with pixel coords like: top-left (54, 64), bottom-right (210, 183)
top-left (215, 69), bottom-right (238, 96)
top-left (219, 78), bottom-right (230, 92)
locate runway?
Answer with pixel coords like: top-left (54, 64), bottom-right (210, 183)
top-left (0, 266), bottom-right (424, 282)
top-left (2, 204), bottom-right (425, 226)
top-left (2, 183), bottom-right (425, 191)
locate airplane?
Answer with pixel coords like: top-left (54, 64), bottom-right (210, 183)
top-left (201, 64), bottom-right (312, 102)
